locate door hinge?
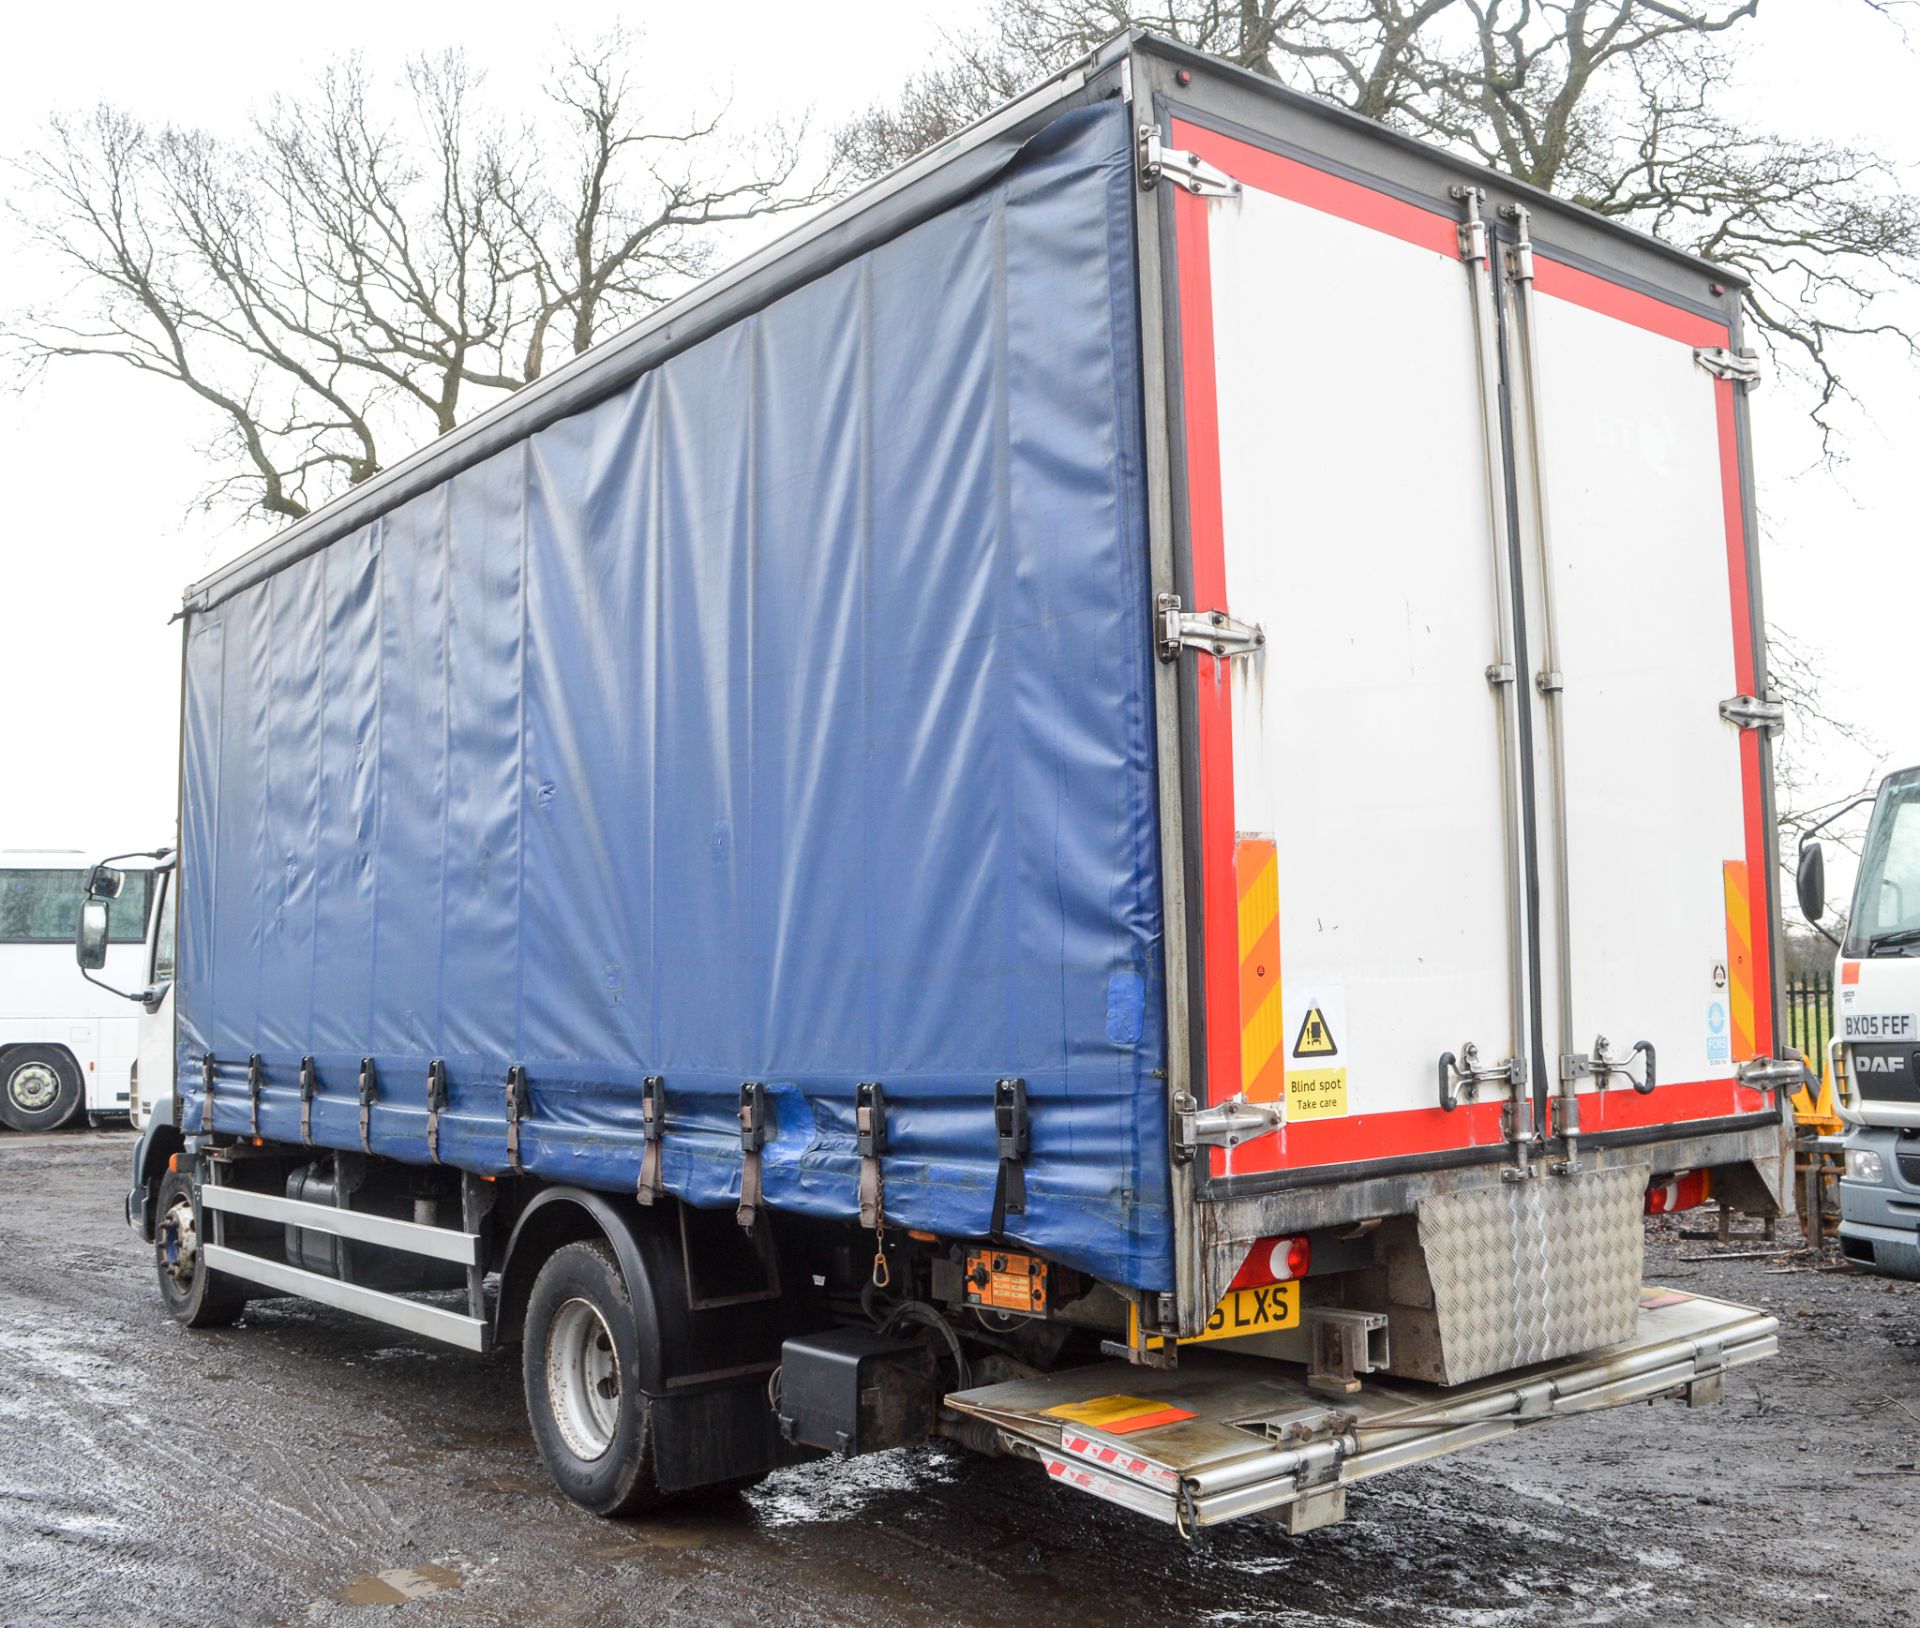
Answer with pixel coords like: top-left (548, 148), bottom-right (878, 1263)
top-left (1499, 203), bottom-right (1537, 283)
top-left (1172, 1090), bottom-right (1282, 1159)
top-left (1157, 593), bottom-right (1265, 662)
top-left (1137, 126), bottom-right (1239, 198)
top-left (1719, 693), bottom-right (1785, 735)
top-left (1694, 346), bottom-right (1763, 388)
top-left (1450, 184), bottom-right (1489, 265)
top-left (1736, 1056), bottom-right (1808, 1093)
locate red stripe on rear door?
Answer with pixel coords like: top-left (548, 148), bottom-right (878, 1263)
top-left (1531, 257), bottom-right (1727, 349)
top-left (1173, 120), bottom-right (1458, 258)
top-left (1715, 378), bottom-right (1774, 1061)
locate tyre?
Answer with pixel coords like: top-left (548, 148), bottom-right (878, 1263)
top-left (0, 1047), bottom-right (84, 1133)
top-left (522, 1239), bottom-right (672, 1516)
top-left (154, 1168), bottom-right (246, 1328)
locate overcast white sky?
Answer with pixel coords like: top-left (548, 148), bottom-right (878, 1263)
top-left (1, 1), bottom-right (1915, 920)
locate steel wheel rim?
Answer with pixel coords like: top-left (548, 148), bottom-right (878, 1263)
top-left (546, 1297), bottom-right (620, 1461)
top-left (158, 1197), bottom-right (199, 1287)
top-left (8, 1061), bottom-right (59, 1113)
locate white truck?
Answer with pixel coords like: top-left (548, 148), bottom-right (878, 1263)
top-left (106, 33), bottom-right (1792, 1533)
top-left (1798, 768), bottom-right (1920, 1277)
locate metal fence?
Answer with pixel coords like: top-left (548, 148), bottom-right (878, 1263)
top-left (1783, 973), bottom-right (1835, 1064)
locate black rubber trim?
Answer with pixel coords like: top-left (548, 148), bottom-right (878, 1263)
top-left (1198, 1141), bottom-right (1514, 1198)
top-left (1579, 1111), bottom-right (1782, 1153)
top-left (1152, 91), bottom-right (1215, 1144)
top-left (1197, 1110), bottom-right (1780, 1198)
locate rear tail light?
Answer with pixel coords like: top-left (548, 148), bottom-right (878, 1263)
top-left (1227, 1234), bottom-right (1311, 1289)
top-left (1645, 1168), bottom-right (1712, 1214)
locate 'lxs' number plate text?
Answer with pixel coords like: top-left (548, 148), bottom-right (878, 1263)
top-left (1185, 1281), bottom-right (1301, 1344)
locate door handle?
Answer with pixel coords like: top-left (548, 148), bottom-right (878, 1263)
top-left (1565, 1036), bottom-right (1655, 1094)
top-left (1438, 1043), bottom-right (1525, 1112)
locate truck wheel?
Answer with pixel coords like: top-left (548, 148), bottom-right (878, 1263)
top-left (154, 1168), bottom-right (245, 1328)
top-left (0, 1047), bottom-right (83, 1132)
top-left (523, 1239), bottom-right (671, 1516)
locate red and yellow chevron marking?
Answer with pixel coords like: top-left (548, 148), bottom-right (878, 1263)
top-left (1236, 837), bottom-right (1285, 1103)
top-left (1723, 859), bottom-right (1756, 1063)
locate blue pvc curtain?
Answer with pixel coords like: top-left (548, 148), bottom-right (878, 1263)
top-left (178, 102), bottom-right (1173, 1290)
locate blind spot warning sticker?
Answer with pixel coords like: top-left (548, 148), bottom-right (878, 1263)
top-left (1292, 1005), bottom-right (1339, 1058)
top-left (1286, 1068), bottom-right (1347, 1121)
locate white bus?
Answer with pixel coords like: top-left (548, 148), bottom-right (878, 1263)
top-left (1, 850), bottom-right (161, 1130)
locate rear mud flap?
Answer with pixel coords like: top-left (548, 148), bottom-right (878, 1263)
top-left (1406, 1164), bottom-right (1649, 1384)
top-left (944, 1287), bottom-right (1775, 1532)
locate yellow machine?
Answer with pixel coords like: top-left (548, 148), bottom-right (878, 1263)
top-left (1787, 1047), bottom-right (1845, 1243)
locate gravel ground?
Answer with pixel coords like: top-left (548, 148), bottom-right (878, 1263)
top-left (1, 1130), bottom-right (1916, 1627)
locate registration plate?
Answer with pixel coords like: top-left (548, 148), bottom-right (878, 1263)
top-left (1844, 1012), bottom-right (1915, 1041)
top-left (1185, 1281), bottom-right (1300, 1344)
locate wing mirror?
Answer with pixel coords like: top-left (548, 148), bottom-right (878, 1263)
top-left (84, 863), bottom-right (125, 900)
top-left (76, 898), bottom-right (111, 971)
top-left (1796, 839), bottom-right (1826, 926)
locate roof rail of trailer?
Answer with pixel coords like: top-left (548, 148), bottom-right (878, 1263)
top-left (183, 28), bottom-right (1744, 616)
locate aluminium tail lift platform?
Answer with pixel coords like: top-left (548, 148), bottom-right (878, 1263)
top-left (945, 1288), bottom-right (1775, 1534)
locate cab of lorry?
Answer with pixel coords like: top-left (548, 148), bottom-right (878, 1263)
top-left (1797, 766), bottom-right (1920, 1276)
top-left (71, 849), bottom-right (177, 1133)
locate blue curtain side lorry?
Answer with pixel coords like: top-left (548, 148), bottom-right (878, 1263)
top-left (101, 33), bottom-right (1791, 1533)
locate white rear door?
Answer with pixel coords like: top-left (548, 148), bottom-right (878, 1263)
top-left (1164, 121), bottom-right (1778, 1192)
top-left (1168, 123), bottom-right (1529, 1186)
top-left (1510, 251), bottom-right (1776, 1137)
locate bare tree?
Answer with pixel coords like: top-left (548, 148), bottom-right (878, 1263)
top-left (1769, 624), bottom-right (1882, 840)
top-left (1770, 625), bottom-right (1883, 947)
top-left (4, 33), bottom-right (828, 521)
top-left (500, 43), bottom-right (815, 383)
top-left (842, 2), bottom-right (1920, 446)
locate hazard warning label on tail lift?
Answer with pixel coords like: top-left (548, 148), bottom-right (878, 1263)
top-left (1292, 1005), bottom-right (1338, 1058)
